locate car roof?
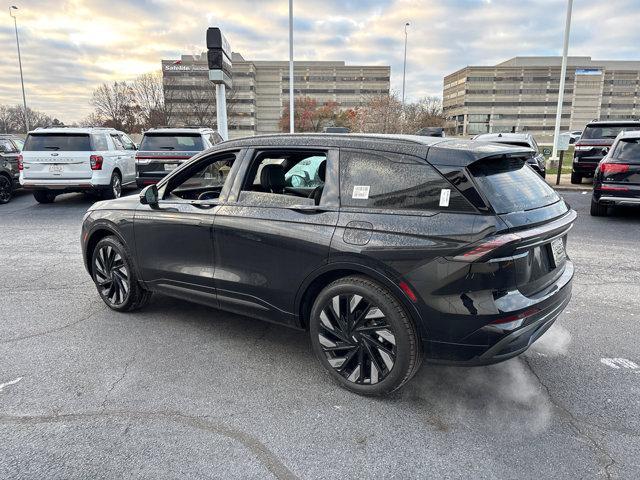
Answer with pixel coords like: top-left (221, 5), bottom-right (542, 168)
top-left (144, 127), bottom-right (214, 135)
top-left (29, 127), bottom-right (120, 134)
top-left (474, 133), bottom-right (532, 142)
top-left (586, 120), bottom-right (640, 126)
top-left (213, 133), bottom-right (533, 167)
top-left (617, 130), bottom-right (640, 139)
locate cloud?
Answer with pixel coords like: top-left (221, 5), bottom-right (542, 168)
top-left (1, 0), bottom-right (638, 122)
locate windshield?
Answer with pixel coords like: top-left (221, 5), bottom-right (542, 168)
top-left (23, 134), bottom-right (91, 151)
top-left (469, 155), bottom-right (559, 214)
top-left (613, 138), bottom-right (640, 163)
top-left (140, 134), bottom-right (204, 152)
top-left (582, 124), bottom-right (640, 140)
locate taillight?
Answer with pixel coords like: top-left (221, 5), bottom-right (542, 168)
top-left (600, 163), bottom-right (629, 175)
top-left (90, 155), bottom-right (103, 170)
top-left (453, 233), bottom-right (521, 262)
top-left (574, 145), bottom-right (591, 151)
top-left (17, 154), bottom-right (23, 171)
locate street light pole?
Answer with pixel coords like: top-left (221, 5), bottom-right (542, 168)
top-left (288, 0), bottom-right (294, 133)
top-left (10, 6), bottom-right (29, 133)
top-left (550, 0), bottom-right (573, 162)
top-left (401, 22), bottom-right (409, 106)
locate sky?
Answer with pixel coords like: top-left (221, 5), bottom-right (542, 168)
top-left (1, 0), bottom-right (639, 122)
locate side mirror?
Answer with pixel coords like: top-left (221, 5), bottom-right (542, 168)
top-left (140, 184), bottom-right (159, 206)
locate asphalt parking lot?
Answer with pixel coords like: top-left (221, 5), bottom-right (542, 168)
top-left (1, 188), bottom-right (639, 479)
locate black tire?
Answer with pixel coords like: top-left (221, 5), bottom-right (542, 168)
top-left (103, 171), bottom-right (122, 200)
top-left (91, 235), bottom-right (151, 312)
top-left (570, 172), bottom-right (582, 184)
top-left (590, 197), bottom-right (608, 217)
top-left (0, 174), bottom-right (13, 204)
top-left (33, 190), bottom-right (56, 204)
top-left (309, 275), bottom-right (422, 396)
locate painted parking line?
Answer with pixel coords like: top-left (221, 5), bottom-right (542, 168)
top-left (0, 377), bottom-right (23, 392)
top-left (600, 358), bottom-right (639, 370)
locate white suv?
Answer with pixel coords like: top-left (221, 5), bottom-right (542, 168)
top-left (19, 127), bottom-right (137, 203)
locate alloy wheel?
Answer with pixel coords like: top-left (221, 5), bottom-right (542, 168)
top-left (0, 176), bottom-right (11, 203)
top-left (94, 245), bottom-right (129, 306)
top-left (112, 175), bottom-right (122, 198)
top-left (317, 294), bottom-right (396, 385)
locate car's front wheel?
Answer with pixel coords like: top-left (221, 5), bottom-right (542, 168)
top-left (0, 175), bottom-right (13, 204)
top-left (309, 276), bottom-right (422, 395)
top-left (91, 235), bottom-right (151, 311)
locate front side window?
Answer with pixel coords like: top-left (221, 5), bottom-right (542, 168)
top-left (110, 134), bottom-right (125, 150)
top-left (164, 152), bottom-right (237, 201)
top-left (13, 138), bottom-right (24, 150)
top-left (340, 150), bottom-right (473, 212)
top-left (119, 134), bottom-right (136, 150)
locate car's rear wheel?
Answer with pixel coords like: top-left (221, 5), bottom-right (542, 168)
top-left (590, 197), bottom-right (609, 217)
top-left (0, 175), bottom-right (13, 204)
top-left (570, 172), bottom-right (582, 184)
top-left (103, 172), bottom-right (122, 200)
top-left (91, 235), bottom-right (151, 311)
top-left (309, 276), bottom-right (422, 395)
top-left (33, 190), bottom-right (56, 204)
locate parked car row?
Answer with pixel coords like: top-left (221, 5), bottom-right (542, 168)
top-left (0, 126), bottom-right (221, 204)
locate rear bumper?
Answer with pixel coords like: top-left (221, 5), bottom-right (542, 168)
top-left (424, 260), bottom-right (574, 366)
top-left (572, 161), bottom-right (599, 175)
top-left (20, 178), bottom-right (106, 191)
top-left (596, 196), bottom-right (640, 206)
top-left (136, 175), bottom-right (164, 188)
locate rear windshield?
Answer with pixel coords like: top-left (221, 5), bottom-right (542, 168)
top-left (23, 134), bottom-right (91, 151)
top-left (613, 138), bottom-right (640, 163)
top-left (582, 124), bottom-right (640, 140)
top-left (140, 134), bottom-right (204, 152)
top-left (469, 156), bottom-right (559, 214)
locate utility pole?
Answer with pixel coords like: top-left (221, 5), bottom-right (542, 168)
top-left (550, 0), bottom-right (573, 163)
top-left (289, 0), bottom-right (295, 133)
top-left (10, 6), bottom-right (29, 133)
top-left (401, 22), bottom-right (409, 106)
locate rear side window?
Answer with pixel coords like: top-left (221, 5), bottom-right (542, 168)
top-left (613, 138), bottom-right (640, 163)
top-left (140, 134), bottom-right (204, 152)
top-left (23, 134), bottom-right (91, 151)
top-left (582, 124), bottom-right (640, 140)
top-left (340, 150), bottom-right (473, 212)
top-left (469, 156), bottom-right (559, 214)
top-left (92, 134), bottom-right (108, 151)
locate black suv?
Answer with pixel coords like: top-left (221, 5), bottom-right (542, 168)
top-left (572, 120), bottom-right (640, 184)
top-left (81, 134), bottom-right (575, 395)
top-left (0, 134), bottom-right (24, 204)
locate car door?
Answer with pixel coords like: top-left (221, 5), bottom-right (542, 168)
top-left (0, 139), bottom-right (20, 182)
top-left (116, 133), bottom-right (137, 184)
top-left (213, 147), bottom-right (339, 326)
top-left (134, 149), bottom-right (240, 306)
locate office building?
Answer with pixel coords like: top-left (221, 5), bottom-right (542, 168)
top-left (162, 52), bottom-right (390, 138)
top-left (443, 56), bottom-right (640, 139)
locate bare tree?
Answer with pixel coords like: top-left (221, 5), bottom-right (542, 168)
top-left (352, 92), bottom-right (404, 134)
top-left (0, 105), bottom-right (11, 133)
top-left (90, 81), bottom-right (139, 131)
top-left (132, 72), bottom-right (173, 129)
top-left (403, 96), bottom-right (444, 132)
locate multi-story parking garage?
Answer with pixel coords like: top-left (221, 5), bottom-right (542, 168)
top-left (443, 56), bottom-right (640, 140)
top-left (162, 52), bottom-right (390, 139)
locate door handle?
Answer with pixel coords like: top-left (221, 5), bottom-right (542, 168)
top-left (288, 205), bottom-right (330, 213)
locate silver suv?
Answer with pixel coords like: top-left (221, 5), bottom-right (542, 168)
top-left (20, 126), bottom-right (137, 203)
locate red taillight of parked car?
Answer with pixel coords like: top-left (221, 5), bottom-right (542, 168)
top-left (17, 154), bottom-right (23, 171)
top-left (90, 155), bottom-right (103, 170)
top-left (600, 163), bottom-right (629, 175)
top-left (453, 233), bottom-right (522, 262)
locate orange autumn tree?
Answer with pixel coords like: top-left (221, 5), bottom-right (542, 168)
top-left (279, 97), bottom-right (356, 132)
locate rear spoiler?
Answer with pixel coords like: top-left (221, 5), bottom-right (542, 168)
top-left (426, 139), bottom-right (533, 167)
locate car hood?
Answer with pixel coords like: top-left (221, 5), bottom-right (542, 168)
top-left (88, 194), bottom-right (140, 212)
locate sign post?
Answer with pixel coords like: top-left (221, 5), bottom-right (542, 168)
top-left (555, 132), bottom-right (571, 186)
top-left (206, 27), bottom-right (232, 140)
